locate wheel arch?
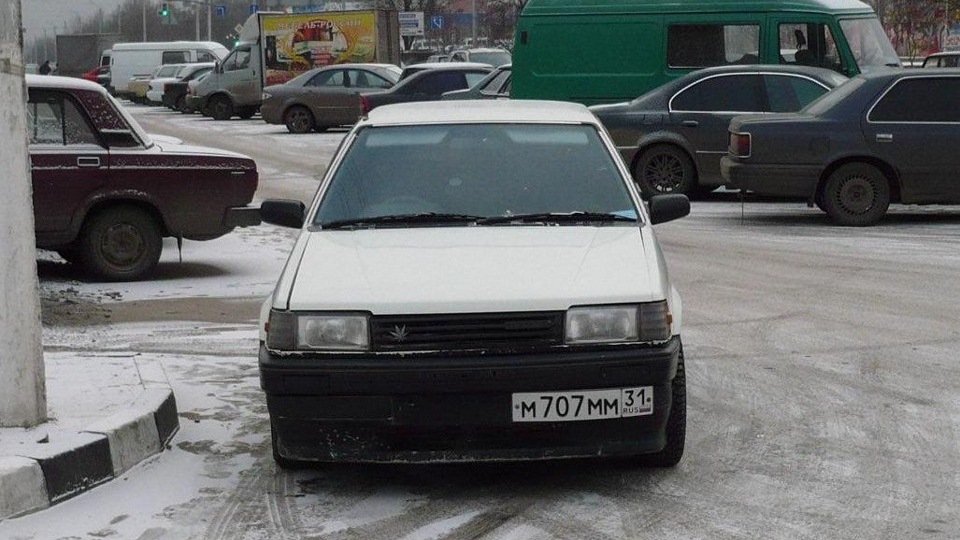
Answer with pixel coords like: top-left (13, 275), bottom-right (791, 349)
top-left (75, 197), bottom-right (169, 240)
top-left (817, 156), bottom-right (901, 203)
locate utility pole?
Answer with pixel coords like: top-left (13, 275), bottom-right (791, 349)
top-left (0, 0), bottom-right (47, 428)
top-left (142, 0), bottom-right (147, 40)
top-left (472, 0), bottom-right (477, 43)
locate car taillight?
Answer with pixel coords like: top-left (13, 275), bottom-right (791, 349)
top-left (359, 95), bottom-right (371, 115)
top-left (730, 132), bottom-right (751, 158)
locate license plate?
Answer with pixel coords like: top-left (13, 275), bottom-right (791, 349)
top-left (511, 387), bottom-right (653, 422)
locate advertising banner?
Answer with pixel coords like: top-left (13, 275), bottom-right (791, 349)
top-left (262, 11), bottom-right (378, 85)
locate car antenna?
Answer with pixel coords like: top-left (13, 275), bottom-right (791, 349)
top-left (176, 234), bottom-right (183, 263)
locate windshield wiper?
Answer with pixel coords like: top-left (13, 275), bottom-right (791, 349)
top-left (478, 212), bottom-right (637, 225)
top-left (320, 213), bottom-right (484, 229)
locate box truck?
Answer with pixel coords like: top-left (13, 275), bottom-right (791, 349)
top-left (192, 9), bottom-right (401, 120)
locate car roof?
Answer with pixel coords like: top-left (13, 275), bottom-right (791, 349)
top-left (406, 61), bottom-right (490, 70)
top-left (925, 51), bottom-right (960, 58)
top-left (522, 0), bottom-right (874, 16)
top-left (363, 100), bottom-right (597, 127)
top-left (26, 74), bottom-right (107, 93)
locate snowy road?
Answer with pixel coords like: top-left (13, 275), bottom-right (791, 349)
top-left (4, 105), bottom-right (960, 539)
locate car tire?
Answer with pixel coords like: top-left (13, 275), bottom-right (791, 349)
top-left (78, 205), bottom-right (163, 282)
top-left (284, 106), bottom-right (315, 134)
top-left (271, 423), bottom-right (308, 470)
top-left (209, 95), bottom-right (234, 121)
top-left (635, 145), bottom-right (697, 198)
top-left (237, 106), bottom-right (257, 120)
top-left (635, 343), bottom-right (686, 467)
top-left (822, 163), bottom-right (891, 226)
top-left (175, 95), bottom-right (188, 114)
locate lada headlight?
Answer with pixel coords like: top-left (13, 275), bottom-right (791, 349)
top-left (565, 301), bottom-right (671, 344)
top-left (267, 310), bottom-right (369, 351)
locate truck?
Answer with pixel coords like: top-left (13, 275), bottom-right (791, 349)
top-left (191, 9), bottom-right (402, 120)
top-left (54, 33), bottom-right (122, 78)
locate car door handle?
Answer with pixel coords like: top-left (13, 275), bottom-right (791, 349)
top-left (77, 156), bottom-right (101, 168)
top-left (876, 133), bottom-right (893, 143)
top-left (681, 120), bottom-right (699, 128)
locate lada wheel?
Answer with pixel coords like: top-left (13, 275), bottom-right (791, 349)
top-left (635, 145), bottom-right (697, 198)
top-left (209, 95), bottom-right (234, 120)
top-left (284, 106), bottom-right (315, 134)
top-left (636, 343), bottom-right (686, 467)
top-left (822, 163), bottom-right (891, 226)
top-left (79, 206), bottom-right (163, 281)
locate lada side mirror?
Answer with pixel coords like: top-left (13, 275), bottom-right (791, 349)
top-left (648, 194), bottom-right (690, 225)
top-left (260, 199), bottom-right (305, 229)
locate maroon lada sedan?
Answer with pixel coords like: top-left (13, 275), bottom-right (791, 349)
top-left (26, 75), bottom-right (260, 281)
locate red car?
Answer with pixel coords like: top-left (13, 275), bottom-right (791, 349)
top-left (26, 75), bottom-right (260, 281)
top-left (80, 65), bottom-right (111, 88)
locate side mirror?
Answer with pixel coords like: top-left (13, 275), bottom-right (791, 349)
top-left (648, 194), bottom-right (690, 225)
top-left (99, 129), bottom-right (139, 148)
top-left (260, 199), bottom-right (306, 229)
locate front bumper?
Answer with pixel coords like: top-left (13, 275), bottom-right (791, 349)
top-left (261, 337), bottom-right (681, 463)
top-left (721, 157), bottom-right (821, 198)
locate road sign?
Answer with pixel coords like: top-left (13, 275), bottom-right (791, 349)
top-left (250, 4), bottom-right (260, 15)
top-left (399, 11), bottom-right (425, 37)
top-left (215, 5), bottom-right (227, 17)
top-left (430, 15), bottom-right (443, 30)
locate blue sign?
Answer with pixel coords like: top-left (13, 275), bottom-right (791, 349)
top-left (215, 5), bottom-right (227, 17)
top-left (430, 16), bottom-right (443, 30)
top-left (250, 4), bottom-right (260, 14)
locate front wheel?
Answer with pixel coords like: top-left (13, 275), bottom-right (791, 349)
top-left (78, 206), bottom-right (163, 281)
top-left (284, 106), bottom-right (315, 134)
top-left (634, 145), bottom-right (697, 198)
top-left (209, 95), bottom-right (234, 121)
top-left (822, 163), bottom-right (891, 226)
top-left (635, 344), bottom-right (686, 467)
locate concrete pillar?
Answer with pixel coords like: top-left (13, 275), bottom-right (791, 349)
top-left (0, 0), bottom-right (47, 428)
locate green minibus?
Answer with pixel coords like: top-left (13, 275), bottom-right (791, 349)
top-left (512, 0), bottom-right (899, 105)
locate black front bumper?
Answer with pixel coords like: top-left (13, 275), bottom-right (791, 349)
top-left (260, 337), bottom-right (681, 463)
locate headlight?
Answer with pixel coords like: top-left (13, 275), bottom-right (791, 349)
top-left (267, 310), bottom-right (369, 351)
top-left (261, 92), bottom-right (272, 100)
top-left (565, 301), bottom-right (671, 344)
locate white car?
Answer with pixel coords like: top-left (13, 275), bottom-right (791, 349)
top-left (257, 100), bottom-right (690, 467)
top-left (145, 62), bottom-right (214, 104)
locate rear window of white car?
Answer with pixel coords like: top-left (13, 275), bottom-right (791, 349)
top-left (314, 124), bottom-right (637, 225)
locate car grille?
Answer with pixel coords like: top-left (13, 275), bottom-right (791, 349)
top-left (370, 312), bottom-right (564, 352)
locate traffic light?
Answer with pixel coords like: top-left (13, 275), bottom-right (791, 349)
top-left (159, 2), bottom-right (170, 16)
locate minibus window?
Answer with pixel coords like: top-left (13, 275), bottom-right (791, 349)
top-left (667, 24), bottom-right (760, 68)
top-left (839, 18), bottom-right (900, 71)
top-left (778, 23), bottom-right (843, 73)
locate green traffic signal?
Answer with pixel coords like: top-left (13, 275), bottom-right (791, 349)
top-left (159, 2), bottom-right (170, 16)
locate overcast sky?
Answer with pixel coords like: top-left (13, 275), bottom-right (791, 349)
top-left (21, 0), bottom-right (126, 39)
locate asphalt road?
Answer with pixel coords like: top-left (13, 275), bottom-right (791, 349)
top-left (5, 105), bottom-right (960, 540)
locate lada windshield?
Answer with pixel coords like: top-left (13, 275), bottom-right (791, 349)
top-left (840, 18), bottom-right (900, 71)
top-left (314, 124), bottom-right (638, 227)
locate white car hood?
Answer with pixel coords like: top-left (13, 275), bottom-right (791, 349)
top-left (284, 227), bottom-right (663, 314)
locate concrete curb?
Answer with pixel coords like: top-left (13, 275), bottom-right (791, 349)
top-left (0, 387), bottom-right (178, 520)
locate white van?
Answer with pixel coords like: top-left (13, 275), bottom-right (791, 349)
top-left (110, 41), bottom-right (229, 97)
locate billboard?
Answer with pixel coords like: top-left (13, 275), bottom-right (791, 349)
top-left (261, 11), bottom-right (378, 85)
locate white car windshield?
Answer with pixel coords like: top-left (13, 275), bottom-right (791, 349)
top-left (314, 124), bottom-right (638, 227)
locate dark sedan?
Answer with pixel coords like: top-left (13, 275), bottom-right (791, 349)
top-left (441, 64), bottom-right (511, 100)
top-left (722, 69), bottom-right (960, 226)
top-left (590, 65), bottom-right (847, 198)
top-left (261, 63), bottom-right (401, 133)
top-left (360, 64), bottom-right (492, 114)
top-left (161, 64), bottom-right (215, 113)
